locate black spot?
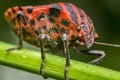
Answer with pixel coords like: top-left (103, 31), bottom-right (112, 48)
top-left (61, 19), bottom-right (70, 26)
top-left (27, 8), bottom-right (33, 14)
top-left (61, 27), bottom-right (65, 33)
top-left (78, 37), bottom-right (83, 42)
top-left (12, 8), bottom-right (16, 14)
top-left (22, 28), bottom-right (31, 37)
top-left (77, 26), bottom-right (81, 32)
top-left (43, 26), bottom-right (47, 30)
top-left (35, 31), bottom-right (39, 35)
top-left (65, 29), bottom-right (70, 35)
top-left (71, 35), bottom-right (76, 39)
top-left (71, 35), bottom-right (77, 42)
top-left (30, 19), bottom-right (35, 26)
top-left (18, 7), bottom-right (23, 11)
top-left (8, 12), bottom-right (11, 16)
top-left (37, 13), bottom-right (45, 21)
top-left (48, 16), bottom-right (55, 23)
top-left (51, 28), bottom-right (58, 33)
top-left (49, 8), bottom-right (61, 17)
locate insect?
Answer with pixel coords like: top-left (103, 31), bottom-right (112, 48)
top-left (5, 2), bottom-right (120, 80)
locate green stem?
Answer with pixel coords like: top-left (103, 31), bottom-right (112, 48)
top-left (0, 41), bottom-right (120, 80)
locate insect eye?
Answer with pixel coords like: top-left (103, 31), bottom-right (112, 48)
top-left (16, 11), bottom-right (24, 18)
top-left (49, 8), bottom-right (61, 17)
top-left (16, 11), bottom-right (28, 25)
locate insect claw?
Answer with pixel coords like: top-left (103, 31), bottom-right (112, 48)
top-left (80, 50), bottom-right (105, 65)
top-left (6, 46), bottom-right (22, 52)
top-left (64, 67), bottom-right (69, 80)
top-left (40, 64), bottom-right (48, 79)
top-left (40, 60), bottom-right (45, 74)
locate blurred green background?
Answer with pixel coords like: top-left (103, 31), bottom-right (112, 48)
top-left (0, 0), bottom-right (120, 80)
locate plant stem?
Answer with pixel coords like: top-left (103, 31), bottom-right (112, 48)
top-left (0, 41), bottom-right (120, 80)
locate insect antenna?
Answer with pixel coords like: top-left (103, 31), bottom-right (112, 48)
top-left (94, 41), bottom-right (120, 47)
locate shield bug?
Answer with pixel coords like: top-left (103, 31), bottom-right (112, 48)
top-left (4, 2), bottom-right (120, 80)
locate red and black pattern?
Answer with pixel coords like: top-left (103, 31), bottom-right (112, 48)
top-left (5, 2), bottom-right (98, 48)
top-left (5, 2), bottom-right (105, 80)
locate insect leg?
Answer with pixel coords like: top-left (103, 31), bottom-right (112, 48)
top-left (81, 50), bottom-right (105, 65)
top-left (38, 34), bottom-right (46, 76)
top-left (62, 34), bottom-right (70, 80)
top-left (6, 11), bottom-right (25, 52)
top-left (45, 35), bottom-right (57, 46)
top-left (6, 29), bottom-right (23, 52)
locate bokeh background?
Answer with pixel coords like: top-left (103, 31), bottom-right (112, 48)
top-left (0, 0), bottom-right (120, 80)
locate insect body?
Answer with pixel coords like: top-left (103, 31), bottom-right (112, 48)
top-left (5, 2), bottom-right (105, 80)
